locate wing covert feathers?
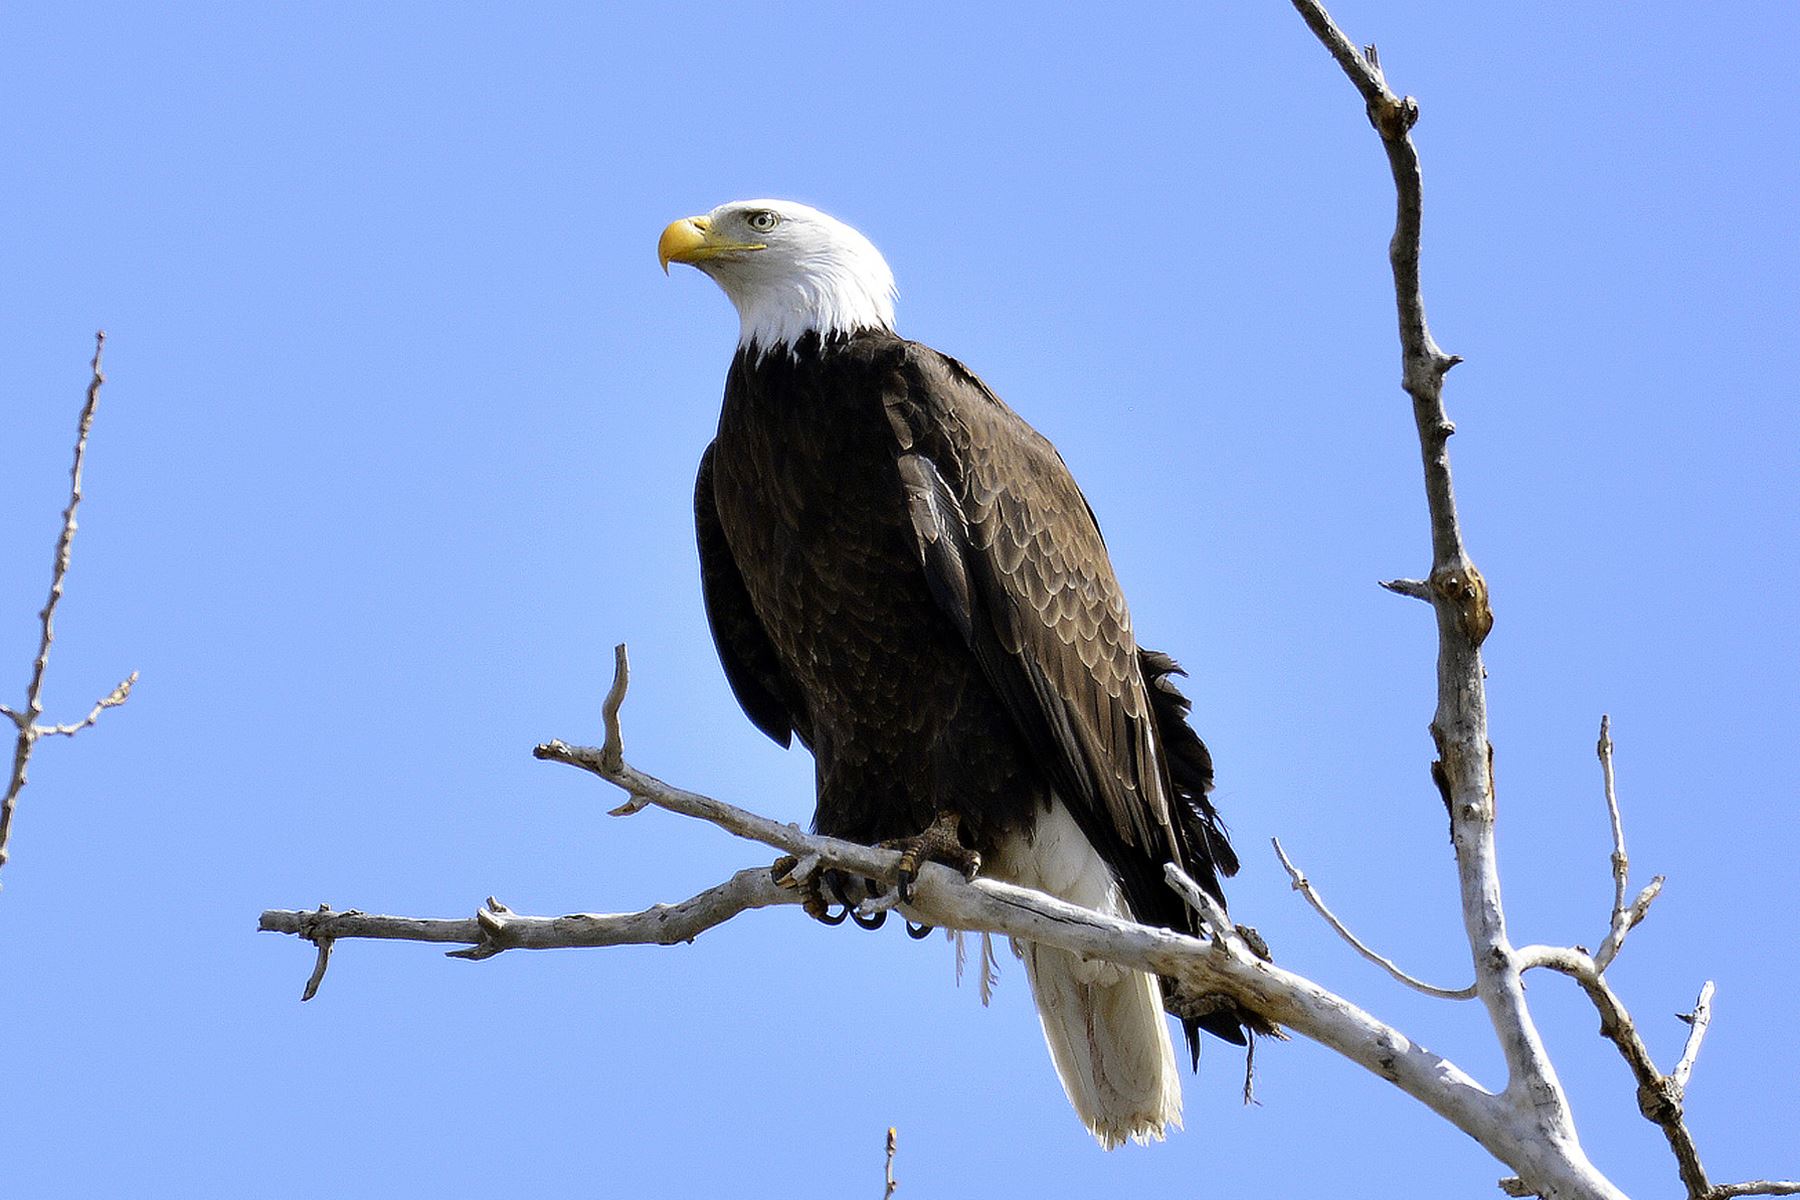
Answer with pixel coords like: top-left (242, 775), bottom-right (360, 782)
top-left (884, 347), bottom-right (1187, 883)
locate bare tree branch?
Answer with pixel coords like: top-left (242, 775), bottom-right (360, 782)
top-left (253, 651), bottom-right (1659, 1199)
top-left (260, 867), bottom-right (809, 998)
top-left (2, 331), bottom-right (136, 888)
top-left (266, 723), bottom-right (1526, 1170)
top-left (1271, 837), bottom-right (1476, 1000)
top-left (883, 1126), bottom-right (898, 1199)
top-left (1286, 3), bottom-right (1593, 1188)
top-left (1285, 6), bottom-right (1795, 1196)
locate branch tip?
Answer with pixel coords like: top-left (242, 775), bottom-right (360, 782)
top-left (1162, 862), bottom-right (1233, 943)
top-left (600, 642), bottom-right (631, 771)
top-left (37, 670), bottom-right (139, 738)
top-left (1670, 981), bottom-right (1715, 1095)
top-left (1379, 577), bottom-right (1433, 602)
top-left (298, 904), bottom-right (336, 1001)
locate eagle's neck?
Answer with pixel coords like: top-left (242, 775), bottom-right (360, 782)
top-left (724, 255), bottom-right (896, 360)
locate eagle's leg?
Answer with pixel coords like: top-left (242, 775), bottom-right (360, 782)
top-left (881, 810), bottom-right (982, 906)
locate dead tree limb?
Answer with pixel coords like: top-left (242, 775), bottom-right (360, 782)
top-left (1287, 2), bottom-right (1605, 1191)
top-left (1286, 4), bottom-right (1794, 1196)
top-left (263, 650), bottom-right (1512, 1168)
top-left (262, 649), bottom-right (1785, 1200)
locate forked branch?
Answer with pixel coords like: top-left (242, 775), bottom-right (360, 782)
top-left (1287, 2), bottom-right (1577, 1183)
top-left (1591, 715), bottom-right (1662, 972)
top-left (1284, 4), bottom-right (1791, 1197)
top-left (2, 332), bottom-right (137, 888)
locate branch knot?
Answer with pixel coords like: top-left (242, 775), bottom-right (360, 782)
top-left (1369, 94), bottom-right (1421, 137)
top-left (1637, 1075), bottom-right (1683, 1126)
top-left (1430, 562), bottom-right (1494, 646)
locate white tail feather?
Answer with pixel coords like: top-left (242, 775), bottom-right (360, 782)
top-left (991, 801), bottom-right (1183, 1149)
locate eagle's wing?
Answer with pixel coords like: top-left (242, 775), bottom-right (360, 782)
top-left (695, 441), bottom-right (809, 749)
top-left (886, 347), bottom-right (1245, 1056)
top-left (883, 347), bottom-right (1204, 896)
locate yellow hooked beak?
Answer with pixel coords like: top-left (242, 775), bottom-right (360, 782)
top-left (658, 215), bottom-right (766, 274)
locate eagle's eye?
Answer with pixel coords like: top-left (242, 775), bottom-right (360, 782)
top-left (745, 210), bottom-right (781, 233)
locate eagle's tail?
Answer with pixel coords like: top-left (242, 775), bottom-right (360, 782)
top-left (1022, 940), bottom-right (1183, 1149)
top-left (995, 801), bottom-right (1182, 1149)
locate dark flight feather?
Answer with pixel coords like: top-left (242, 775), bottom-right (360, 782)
top-left (695, 443), bottom-right (807, 750)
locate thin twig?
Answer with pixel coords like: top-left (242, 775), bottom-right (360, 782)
top-left (1271, 837), bottom-right (1476, 1000)
top-left (22, 334), bottom-right (107, 718)
top-left (1597, 717), bottom-right (1628, 939)
top-left (35, 672), bottom-right (138, 738)
top-left (599, 642), bottom-right (639, 815)
top-left (2, 332), bottom-right (135, 886)
top-left (1707, 1184), bottom-right (1800, 1199)
top-left (1670, 981), bottom-right (1715, 1096)
top-left (883, 1126), bottom-right (898, 1199)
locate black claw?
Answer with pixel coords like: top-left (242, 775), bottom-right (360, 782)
top-left (802, 873), bottom-right (853, 926)
top-left (905, 919), bottom-right (934, 939)
top-left (850, 907), bottom-right (888, 930)
top-left (824, 872), bottom-right (856, 908)
top-left (896, 869), bottom-right (916, 906)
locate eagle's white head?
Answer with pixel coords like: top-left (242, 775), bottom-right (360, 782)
top-left (658, 199), bottom-right (897, 354)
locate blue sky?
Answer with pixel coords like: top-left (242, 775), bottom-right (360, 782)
top-left (4, 3), bottom-right (1796, 1196)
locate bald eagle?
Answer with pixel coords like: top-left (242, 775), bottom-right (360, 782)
top-left (660, 200), bottom-right (1243, 1148)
